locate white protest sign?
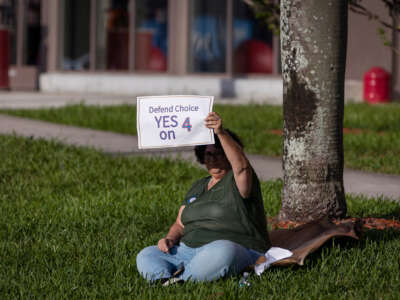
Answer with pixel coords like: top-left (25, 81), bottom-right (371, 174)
top-left (137, 95), bottom-right (215, 149)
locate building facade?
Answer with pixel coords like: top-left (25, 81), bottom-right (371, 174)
top-left (3, 0), bottom-right (397, 102)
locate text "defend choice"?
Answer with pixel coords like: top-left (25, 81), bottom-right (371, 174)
top-left (149, 104), bottom-right (199, 114)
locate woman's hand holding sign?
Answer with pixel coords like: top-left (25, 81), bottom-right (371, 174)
top-left (205, 112), bottom-right (223, 135)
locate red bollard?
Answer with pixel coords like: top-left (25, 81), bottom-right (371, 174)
top-left (363, 67), bottom-right (391, 103)
top-left (0, 28), bottom-right (10, 90)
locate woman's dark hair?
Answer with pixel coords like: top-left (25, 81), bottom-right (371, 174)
top-left (194, 129), bottom-right (244, 164)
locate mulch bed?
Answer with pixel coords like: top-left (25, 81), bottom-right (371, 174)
top-left (268, 217), bottom-right (400, 231)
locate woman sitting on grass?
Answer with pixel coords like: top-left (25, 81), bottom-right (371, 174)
top-left (136, 112), bottom-right (271, 284)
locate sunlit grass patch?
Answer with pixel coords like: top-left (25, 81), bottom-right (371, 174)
top-left (2, 102), bottom-right (400, 174)
top-left (1, 135), bottom-right (399, 298)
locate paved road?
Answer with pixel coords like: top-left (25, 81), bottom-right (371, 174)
top-left (1, 114), bottom-right (399, 201)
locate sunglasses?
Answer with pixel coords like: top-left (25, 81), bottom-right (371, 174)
top-left (204, 150), bottom-right (226, 158)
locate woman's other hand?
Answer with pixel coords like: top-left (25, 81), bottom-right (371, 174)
top-left (205, 112), bottom-right (223, 135)
top-left (157, 206), bottom-right (185, 253)
top-left (157, 237), bottom-right (175, 253)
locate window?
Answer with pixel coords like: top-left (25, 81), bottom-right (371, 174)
top-left (62, 0), bottom-right (168, 72)
top-left (96, 0), bottom-right (130, 70)
top-left (25, 0), bottom-right (41, 65)
top-left (188, 0), bottom-right (227, 73)
top-left (2, 0), bottom-right (42, 66)
top-left (62, 0), bottom-right (91, 70)
top-left (1, 0), bottom-right (17, 65)
top-left (188, 0), bottom-right (275, 75)
top-left (233, 0), bottom-right (274, 74)
top-left (134, 0), bottom-right (168, 71)
top-left (59, 0), bottom-right (275, 74)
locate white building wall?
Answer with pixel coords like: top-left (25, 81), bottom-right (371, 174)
top-left (40, 72), bottom-right (362, 104)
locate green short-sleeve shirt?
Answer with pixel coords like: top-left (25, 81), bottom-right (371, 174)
top-left (180, 169), bottom-right (271, 253)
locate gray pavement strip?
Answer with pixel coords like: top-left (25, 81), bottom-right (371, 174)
top-left (0, 92), bottom-right (138, 109)
top-left (0, 91), bottom-right (260, 109)
top-left (0, 114), bottom-right (399, 201)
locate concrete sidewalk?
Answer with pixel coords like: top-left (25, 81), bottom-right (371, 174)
top-left (1, 114), bottom-right (399, 201)
top-left (0, 91), bottom-right (138, 109)
top-left (0, 91), bottom-right (266, 109)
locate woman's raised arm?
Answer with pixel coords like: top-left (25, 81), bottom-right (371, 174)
top-left (205, 112), bottom-right (253, 198)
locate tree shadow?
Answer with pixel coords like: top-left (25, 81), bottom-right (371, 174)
top-left (358, 228), bottom-right (400, 245)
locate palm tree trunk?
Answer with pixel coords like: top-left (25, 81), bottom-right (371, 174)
top-left (279, 0), bottom-right (347, 222)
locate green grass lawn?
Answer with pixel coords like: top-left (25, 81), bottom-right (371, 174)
top-left (1, 135), bottom-right (399, 299)
top-left (2, 102), bottom-right (399, 175)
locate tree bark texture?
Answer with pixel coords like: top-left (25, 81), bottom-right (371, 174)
top-left (279, 0), bottom-right (348, 222)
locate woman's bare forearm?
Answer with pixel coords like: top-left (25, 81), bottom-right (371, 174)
top-left (165, 205), bottom-right (185, 244)
top-left (217, 130), bottom-right (251, 175)
top-left (165, 222), bottom-right (184, 244)
top-left (205, 112), bottom-right (253, 198)
top-left (217, 130), bottom-right (253, 197)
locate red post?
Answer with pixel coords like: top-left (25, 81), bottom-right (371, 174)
top-left (0, 27), bottom-right (9, 90)
top-left (363, 67), bottom-right (391, 103)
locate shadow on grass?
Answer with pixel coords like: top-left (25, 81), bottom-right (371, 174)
top-left (358, 228), bottom-right (400, 244)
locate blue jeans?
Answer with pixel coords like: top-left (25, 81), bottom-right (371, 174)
top-left (136, 240), bottom-right (262, 282)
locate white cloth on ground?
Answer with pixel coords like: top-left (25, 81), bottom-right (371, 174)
top-left (254, 247), bottom-right (293, 275)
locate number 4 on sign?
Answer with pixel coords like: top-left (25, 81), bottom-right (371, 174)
top-left (182, 117), bottom-right (192, 132)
